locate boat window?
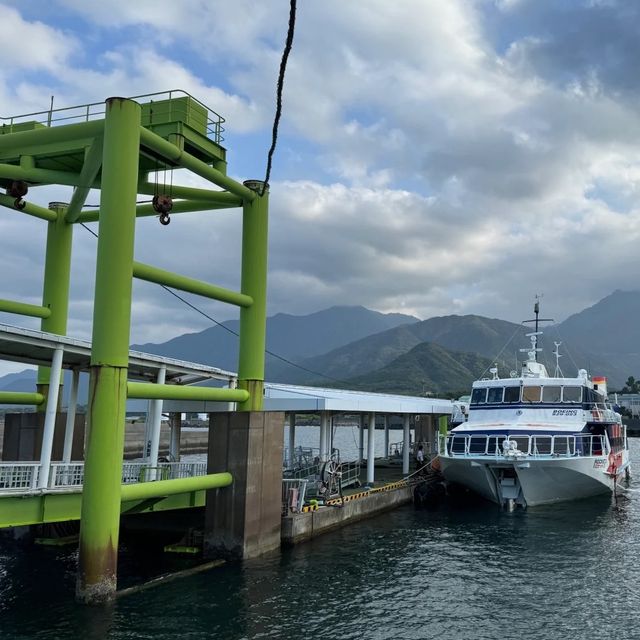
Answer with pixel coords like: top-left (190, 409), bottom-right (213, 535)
top-left (487, 387), bottom-right (503, 403)
top-left (503, 386), bottom-right (520, 403)
top-left (522, 386), bottom-right (542, 403)
top-left (542, 386), bottom-right (562, 403)
top-left (471, 388), bottom-right (487, 405)
top-left (562, 386), bottom-right (582, 403)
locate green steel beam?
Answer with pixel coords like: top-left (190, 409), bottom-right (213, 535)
top-left (139, 127), bottom-right (256, 202)
top-left (38, 203), bottom-right (72, 387)
top-left (237, 181), bottom-right (269, 411)
top-left (0, 298), bottom-right (51, 319)
top-left (138, 181), bottom-right (243, 205)
top-left (65, 136), bottom-right (104, 223)
top-left (76, 199), bottom-right (231, 224)
top-left (132, 261), bottom-right (253, 308)
top-left (120, 472), bottom-right (232, 501)
top-left (0, 119), bottom-right (104, 155)
top-left (0, 164), bottom-right (83, 188)
top-left (0, 194), bottom-right (58, 221)
top-left (0, 391), bottom-right (44, 405)
top-left (78, 98), bottom-right (141, 605)
top-left (126, 382), bottom-right (249, 403)
top-left (0, 490), bottom-right (209, 529)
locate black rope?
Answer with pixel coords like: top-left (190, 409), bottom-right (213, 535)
top-left (261, 0), bottom-right (297, 195)
top-left (79, 220), bottom-right (348, 385)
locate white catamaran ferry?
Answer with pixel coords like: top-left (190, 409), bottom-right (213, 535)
top-left (439, 305), bottom-right (630, 509)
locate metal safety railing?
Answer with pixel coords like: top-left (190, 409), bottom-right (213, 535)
top-left (439, 433), bottom-right (609, 459)
top-left (389, 440), bottom-right (433, 459)
top-left (0, 460), bottom-right (209, 494)
top-left (283, 446), bottom-right (320, 470)
top-left (0, 89), bottom-right (225, 143)
top-left (0, 462), bottom-right (40, 491)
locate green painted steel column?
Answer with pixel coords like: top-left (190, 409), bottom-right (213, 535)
top-left (37, 202), bottom-right (72, 402)
top-left (77, 98), bottom-right (141, 605)
top-left (237, 181), bottom-right (269, 411)
top-left (438, 415), bottom-right (449, 454)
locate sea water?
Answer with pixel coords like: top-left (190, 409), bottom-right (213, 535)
top-left (1, 440), bottom-right (639, 639)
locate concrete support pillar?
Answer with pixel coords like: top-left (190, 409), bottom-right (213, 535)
top-left (402, 415), bottom-right (410, 475)
top-left (38, 346), bottom-right (64, 489)
top-left (319, 411), bottom-right (330, 462)
top-left (204, 411), bottom-right (284, 560)
top-left (77, 97), bottom-right (141, 605)
top-left (147, 366), bottom-right (166, 478)
top-left (358, 414), bottom-right (364, 463)
top-left (62, 369), bottom-right (80, 463)
top-left (384, 415), bottom-right (390, 459)
top-left (367, 412), bottom-right (376, 486)
top-left (288, 412), bottom-right (296, 468)
top-left (169, 412), bottom-right (181, 461)
top-left (237, 182), bottom-right (269, 411)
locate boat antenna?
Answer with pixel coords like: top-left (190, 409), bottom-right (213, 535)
top-left (553, 341), bottom-right (564, 377)
top-left (522, 294), bottom-right (554, 361)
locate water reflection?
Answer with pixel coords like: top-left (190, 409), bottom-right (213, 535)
top-left (0, 442), bottom-right (638, 639)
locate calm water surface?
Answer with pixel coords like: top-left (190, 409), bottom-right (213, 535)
top-left (2, 441), bottom-right (640, 639)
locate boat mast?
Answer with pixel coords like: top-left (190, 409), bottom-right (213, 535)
top-left (522, 295), bottom-right (554, 362)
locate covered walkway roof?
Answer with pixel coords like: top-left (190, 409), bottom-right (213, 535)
top-left (0, 323), bottom-right (236, 385)
top-left (0, 323), bottom-right (453, 415)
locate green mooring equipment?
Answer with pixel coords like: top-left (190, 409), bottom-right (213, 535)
top-left (0, 91), bottom-right (269, 604)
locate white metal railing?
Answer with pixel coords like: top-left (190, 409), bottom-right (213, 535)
top-left (389, 440), bottom-right (433, 458)
top-left (440, 433), bottom-right (609, 459)
top-left (0, 461), bottom-right (209, 494)
top-left (283, 446), bottom-right (320, 470)
top-left (0, 463), bottom-right (40, 491)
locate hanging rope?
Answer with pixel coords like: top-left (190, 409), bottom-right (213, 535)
top-left (261, 0), bottom-right (297, 195)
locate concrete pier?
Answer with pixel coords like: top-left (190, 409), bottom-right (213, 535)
top-left (282, 483), bottom-right (413, 545)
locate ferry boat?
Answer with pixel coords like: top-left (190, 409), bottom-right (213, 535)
top-left (438, 305), bottom-right (630, 509)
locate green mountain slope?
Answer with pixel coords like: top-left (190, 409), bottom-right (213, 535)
top-left (339, 342), bottom-right (495, 395)
top-left (295, 314), bottom-right (528, 383)
top-left (131, 305), bottom-right (418, 375)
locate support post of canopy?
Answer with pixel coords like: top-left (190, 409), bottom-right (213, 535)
top-left (402, 415), bottom-right (411, 475)
top-left (62, 369), bottom-right (80, 463)
top-left (384, 415), bottom-right (390, 459)
top-left (288, 412), bottom-right (296, 469)
top-left (77, 97), bottom-right (141, 605)
top-left (319, 411), bottom-right (329, 462)
top-left (169, 412), bottom-right (181, 461)
top-left (147, 366), bottom-right (166, 479)
top-left (38, 346), bottom-right (64, 489)
top-left (358, 414), bottom-right (364, 463)
top-left (367, 412), bottom-right (376, 486)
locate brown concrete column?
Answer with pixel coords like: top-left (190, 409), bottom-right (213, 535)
top-left (204, 411), bottom-right (284, 560)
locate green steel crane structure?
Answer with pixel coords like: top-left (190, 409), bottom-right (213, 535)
top-left (0, 92), bottom-right (269, 603)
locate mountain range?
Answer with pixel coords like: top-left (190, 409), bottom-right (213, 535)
top-left (1, 290), bottom-right (638, 398)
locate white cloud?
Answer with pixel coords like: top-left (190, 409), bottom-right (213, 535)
top-left (0, 5), bottom-right (77, 73)
top-left (2, 0), bottom-right (640, 380)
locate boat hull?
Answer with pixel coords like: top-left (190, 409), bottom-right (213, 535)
top-left (440, 455), bottom-right (626, 507)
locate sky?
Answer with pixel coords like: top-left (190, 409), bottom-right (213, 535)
top-left (0, 0), bottom-right (639, 376)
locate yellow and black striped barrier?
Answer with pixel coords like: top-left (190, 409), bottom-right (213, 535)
top-left (324, 480), bottom-right (409, 506)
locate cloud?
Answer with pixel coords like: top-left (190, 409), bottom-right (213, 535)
top-left (0, 5), bottom-right (77, 75)
top-left (2, 0), bottom-right (640, 380)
